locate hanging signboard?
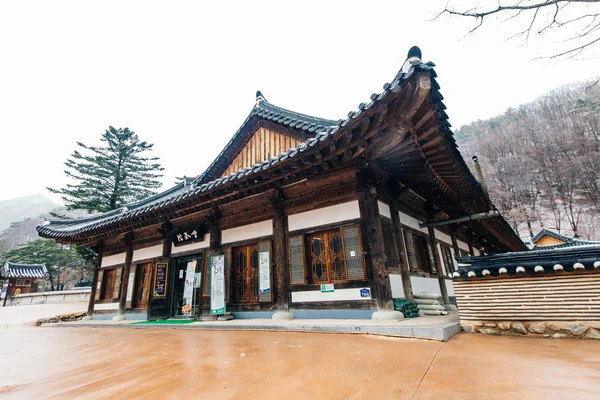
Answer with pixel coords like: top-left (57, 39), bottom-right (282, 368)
top-left (194, 272), bottom-right (202, 289)
top-left (1, 283), bottom-right (8, 300)
top-left (126, 270), bottom-right (135, 302)
top-left (210, 255), bottom-right (226, 315)
top-left (182, 260), bottom-right (196, 315)
top-left (259, 251), bottom-right (270, 293)
top-left (153, 262), bottom-right (169, 297)
top-left (173, 225), bottom-right (206, 247)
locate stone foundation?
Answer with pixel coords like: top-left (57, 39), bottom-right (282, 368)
top-left (461, 320), bottom-right (600, 339)
top-left (36, 312), bottom-right (87, 326)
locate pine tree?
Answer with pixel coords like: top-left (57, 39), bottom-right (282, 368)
top-left (49, 126), bottom-right (164, 213)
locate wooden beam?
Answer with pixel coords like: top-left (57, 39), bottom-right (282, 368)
top-left (272, 189), bottom-right (289, 311)
top-left (427, 226), bottom-right (450, 305)
top-left (86, 242), bottom-right (103, 317)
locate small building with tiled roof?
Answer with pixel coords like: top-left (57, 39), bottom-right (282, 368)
top-left (37, 46), bottom-right (525, 322)
top-left (1, 262), bottom-right (49, 297)
top-left (452, 245), bottom-right (600, 339)
top-left (530, 228), bottom-right (600, 250)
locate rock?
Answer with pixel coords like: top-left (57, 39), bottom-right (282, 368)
top-left (552, 333), bottom-right (567, 339)
top-left (547, 322), bottom-right (564, 331)
top-left (484, 323), bottom-right (497, 328)
top-left (564, 323), bottom-right (589, 336)
top-left (589, 322), bottom-right (600, 330)
top-left (528, 322), bottom-right (546, 334)
top-left (543, 334), bottom-right (550, 338)
top-left (583, 329), bottom-right (600, 340)
top-left (479, 328), bottom-right (500, 336)
top-left (512, 323), bottom-right (527, 335)
top-left (462, 325), bottom-right (474, 333)
top-left (473, 321), bottom-right (483, 327)
top-left (498, 322), bottom-right (511, 331)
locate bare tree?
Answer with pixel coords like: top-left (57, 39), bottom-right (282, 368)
top-left (439, 0), bottom-right (600, 59)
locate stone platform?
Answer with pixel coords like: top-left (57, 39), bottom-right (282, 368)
top-left (43, 311), bottom-right (461, 342)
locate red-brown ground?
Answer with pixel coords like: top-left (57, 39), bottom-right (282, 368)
top-left (1, 325), bottom-right (599, 399)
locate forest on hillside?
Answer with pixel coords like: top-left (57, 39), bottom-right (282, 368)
top-left (455, 81), bottom-right (600, 242)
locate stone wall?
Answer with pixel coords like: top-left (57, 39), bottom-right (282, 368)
top-left (461, 320), bottom-right (600, 340)
top-left (36, 312), bottom-right (87, 326)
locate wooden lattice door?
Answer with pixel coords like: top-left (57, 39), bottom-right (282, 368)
top-left (133, 262), bottom-right (152, 309)
top-left (233, 244), bottom-right (259, 303)
top-left (308, 230), bottom-right (347, 283)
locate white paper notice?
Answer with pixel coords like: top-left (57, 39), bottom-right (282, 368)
top-left (259, 251), bottom-right (270, 293)
top-left (183, 260), bottom-right (196, 309)
top-left (126, 271), bottom-right (135, 302)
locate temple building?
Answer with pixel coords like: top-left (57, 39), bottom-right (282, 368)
top-left (1, 262), bottom-right (49, 297)
top-left (37, 47), bottom-right (525, 321)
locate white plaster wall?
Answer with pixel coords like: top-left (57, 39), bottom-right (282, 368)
top-left (132, 244), bottom-right (163, 262)
top-left (377, 201), bottom-right (391, 219)
top-left (291, 287), bottom-right (372, 303)
top-left (101, 252), bottom-right (126, 268)
top-left (457, 240), bottom-right (470, 252)
top-left (389, 274), bottom-right (405, 298)
top-left (410, 276), bottom-right (455, 297)
top-left (434, 229), bottom-right (452, 245)
top-left (221, 220), bottom-right (273, 244)
top-left (398, 211), bottom-right (428, 233)
top-left (171, 234), bottom-right (211, 255)
top-left (288, 201), bottom-right (361, 232)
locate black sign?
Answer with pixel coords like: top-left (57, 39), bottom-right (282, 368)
top-left (153, 262), bottom-right (168, 297)
top-left (173, 225), bottom-right (206, 247)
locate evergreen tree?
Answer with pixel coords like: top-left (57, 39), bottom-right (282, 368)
top-left (49, 126), bottom-right (164, 213)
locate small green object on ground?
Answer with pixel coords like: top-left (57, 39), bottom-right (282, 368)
top-left (393, 299), bottom-right (420, 318)
top-left (134, 319), bottom-right (196, 325)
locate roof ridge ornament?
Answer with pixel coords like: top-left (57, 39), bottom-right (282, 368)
top-left (256, 90), bottom-right (267, 103)
top-left (399, 45), bottom-right (422, 77)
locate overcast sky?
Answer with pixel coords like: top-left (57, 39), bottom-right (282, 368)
top-left (1, 1), bottom-right (598, 203)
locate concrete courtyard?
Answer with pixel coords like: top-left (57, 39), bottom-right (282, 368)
top-left (1, 304), bottom-right (600, 399)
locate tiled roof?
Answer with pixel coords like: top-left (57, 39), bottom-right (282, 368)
top-left (453, 244), bottom-right (600, 279)
top-left (195, 92), bottom-right (338, 184)
top-left (37, 46), bottom-right (524, 252)
top-left (530, 228), bottom-right (600, 249)
top-left (38, 53), bottom-right (435, 241)
top-left (1, 262), bottom-right (48, 279)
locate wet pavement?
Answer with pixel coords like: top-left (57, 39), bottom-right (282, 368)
top-left (1, 325), bottom-right (600, 399)
top-left (1, 304), bottom-right (600, 399)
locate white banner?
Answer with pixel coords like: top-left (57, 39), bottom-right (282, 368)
top-left (183, 260), bottom-right (196, 312)
top-left (259, 251), bottom-right (270, 293)
top-left (210, 255), bottom-right (226, 315)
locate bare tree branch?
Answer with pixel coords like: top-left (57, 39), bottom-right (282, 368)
top-left (440, 0), bottom-right (600, 59)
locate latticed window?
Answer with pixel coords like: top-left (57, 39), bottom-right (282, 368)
top-left (288, 225), bottom-right (366, 285)
top-left (440, 244), bottom-right (455, 274)
top-left (404, 231), bottom-right (432, 273)
top-left (99, 267), bottom-right (121, 301)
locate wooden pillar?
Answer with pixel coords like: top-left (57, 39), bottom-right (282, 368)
top-left (359, 180), bottom-right (394, 312)
top-left (209, 208), bottom-right (221, 250)
top-left (389, 200), bottom-right (414, 301)
top-left (117, 233), bottom-right (134, 318)
top-left (161, 221), bottom-right (173, 258)
top-left (86, 242), bottom-right (104, 318)
top-left (272, 189), bottom-right (291, 316)
top-left (427, 226), bottom-right (450, 305)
